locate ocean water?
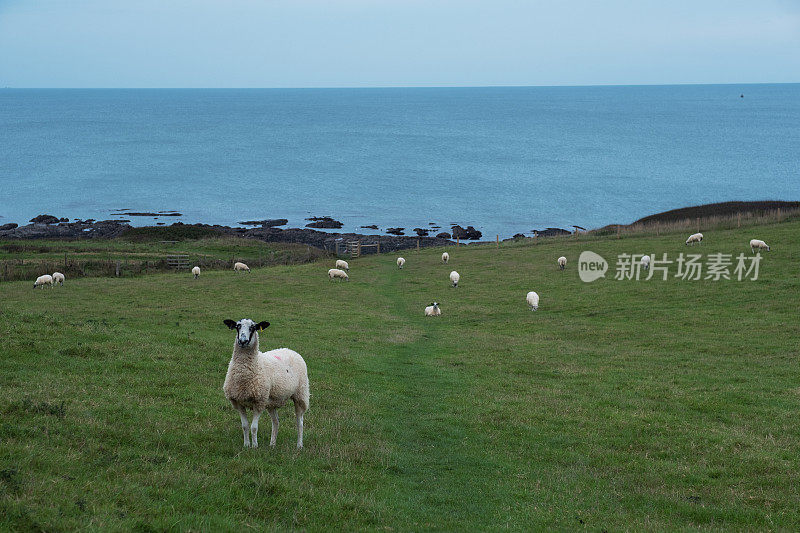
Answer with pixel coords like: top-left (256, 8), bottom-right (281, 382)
top-left (1, 85), bottom-right (798, 238)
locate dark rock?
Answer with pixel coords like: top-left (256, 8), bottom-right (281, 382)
top-left (59, 217), bottom-right (69, 222)
top-left (305, 216), bottom-right (343, 229)
top-left (436, 232), bottom-right (451, 239)
top-left (533, 227), bottom-right (571, 238)
top-left (238, 218), bottom-right (288, 227)
top-left (29, 214), bottom-right (61, 224)
top-left (0, 223), bottom-right (18, 231)
top-left (513, 233), bottom-right (527, 239)
top-left (413, 228), bottom-right (430, 237)
top-left (451, 225), bottom-right (482, 240)
top-left (386, 227), bottom-right (405, 236)
top-left (360, 224), bottom-right (379, 230)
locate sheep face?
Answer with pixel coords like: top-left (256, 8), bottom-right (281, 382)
top-left (224, 318), bottom-right (270, 348)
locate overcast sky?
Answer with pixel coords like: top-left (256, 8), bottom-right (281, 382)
top-left (1, 0), bottom-right (798, 88)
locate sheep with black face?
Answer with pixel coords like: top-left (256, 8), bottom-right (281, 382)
top-left (222, 319), bottom-right (310, 449)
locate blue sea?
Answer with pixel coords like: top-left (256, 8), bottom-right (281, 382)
top-left (1, 85), bottom-right (798, 238)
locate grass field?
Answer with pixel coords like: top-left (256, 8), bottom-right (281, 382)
top-left (1, 220), bottom-right (799, 530)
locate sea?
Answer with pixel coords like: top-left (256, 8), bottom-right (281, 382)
top-left (1, 84), bottom-right (798, 238)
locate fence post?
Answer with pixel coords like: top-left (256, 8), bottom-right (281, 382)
top-left (377, 241), bottom-right (380, 254)
top-left (617, 225), bottom-right (620, 239)
top-left (417, 239), bottom-right (420, 252)
top-left (697, 217), bottom-right (700, 232)
top-left (456, 236), bottom-right (460, 246)
top-left (778, 208), bottom-right (781, 220)
top-left (358, 242), bottom-right (362, 257)
top-left (496, 235), bottom-right (499, 248)
top-left (738, 212), bottom-right (741, 228)
top-left (116, 260), bottom-right (121, 277)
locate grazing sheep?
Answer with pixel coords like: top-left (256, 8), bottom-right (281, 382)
top-left (685, 233), bottom-right (703, 246)
top-left (442, 252), bottom-right (449, 264)
top-left (640, 255), bottom-right (650, 270)
top-left (222, 319), bottom-right (310, 449)
top-left (33, 274), bottom-right (53, 289)
top-left (191, 266), bottom-right (201, 279)
top-left (526, 291), bottom-right (539, 311)
top-left (424, 302), bottom-right (441, 317)
top-left (450, 270), bottom-right (460, 288)
top-left (52, 272), bottom-right (65, 286)
top-left (397, 257), bottom-right (405, 269)
top-left (233, 262), bottom-right (251, 273)
top-left (328, 268), bottom-right (349, 281)
top-left (750, 239), bottom-right (770, 253)
top-left (335, 259), bottom-right (349, 271)
top-left (558, 256), bottom-right (567, 270)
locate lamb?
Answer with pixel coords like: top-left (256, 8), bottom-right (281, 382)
top-left (222, 319), bottom-right (309, 449)
top-left (328, 268), bottom-right (349, 281)
top-left (424, 302), bottom-right (441, 316)
top-left (640, 255), bottom-right (650, 270)
top-left (52, 272), bottom-right (65, 286)
top-left (335, 259), bottom-right (349, 271)
top-left (33, 274), bottom-right (53, 289)
top-left (750, 239), bottom-right (770, 253)
top-left (450, 270), bottom-right (460, 288)
top-left (397, 257), bottom-right (405, 269)
top-left (685, 233), bottom-right (703, 246)
top-left (526, 291), bottom-right (539, 311)
top-left (558, 256), bottom-right (567, 270)
top-left (191, 266), bottom-right (201, 279)
top-left (233, 262), bottom-right (251, 273)
top-left (442, 252), bottom-right (449, 264)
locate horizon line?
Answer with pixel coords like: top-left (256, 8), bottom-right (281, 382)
top-left (3, 81), bottom-right (799, 90)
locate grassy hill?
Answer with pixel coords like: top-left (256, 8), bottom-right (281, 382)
top-left (1, 219), bottom-right (799, 530)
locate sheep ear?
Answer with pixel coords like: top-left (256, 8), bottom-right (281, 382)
top-left (255, 321), bottom-right (270, 331)
top-left (223, 319), bottom-right (237, 329)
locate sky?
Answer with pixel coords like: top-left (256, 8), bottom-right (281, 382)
top-left (0, 0), bottom-right (798, 88)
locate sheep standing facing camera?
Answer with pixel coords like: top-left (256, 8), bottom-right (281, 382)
top-left (750, 239), bottom-right (770, 253)
top-left (442, 252), bottom-right (449, 264)
top-left (685, 233), bottom-right (703, 246)
top-left (52, 272), bottom-right (65, 286)
top-left (558, 256), bottom-right (567, 270)
top-left (424, 302), bottom-right (441, 316)
top-left (640, 255), bottom-right (650, 270)
top-left (328, 268), bottom-right (349, 281)
top-left (526, 291), bottom-right (539, 311)
top-left (449, 271), bottom-right (460, 288)
top-left (222, 318), bottom-right (310, 449)
top-left (34, 274), bottom-right (53, 289)
top-left (233, 262), bottom-right (250, 273)
top-left (335, 259), bottom-right (349, 271)
top-left (397, 257), bottom-right (405, 269)
top-left (191, 266), bottom-right (200, 279)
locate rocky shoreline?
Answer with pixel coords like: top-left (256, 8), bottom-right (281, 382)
top-left (0, 218), bottom-right (456, 253)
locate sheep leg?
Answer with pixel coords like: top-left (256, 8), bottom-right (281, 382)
top-left (250, 409), bottom-right (262, 448)
top-left (294, 401), bottom-right (305, 449)
top-left (268, 408), bottom-right (279, 447)
top-left (231, 400), bottom-right (251, 448)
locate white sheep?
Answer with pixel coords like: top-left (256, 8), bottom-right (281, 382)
top-left (558, 256), bottom-right (567, 270)
top-left (52, 272), bottom-right (65, 286)
top-left (640, 255), bottom-right (650, 270)
top-left (526, 291), bottom-right (539, 311)
top-left (233, 262), bottom-right (251, 273)
top-left (335, 259), bottom-right (349, 271)
top-left (223, 319), bottom-right (310, 449)
top-left (328, 268), bottom-right (349, 281)
top-left (424, 302), bottom-right (441, 316)
top-left (685, 233), bottom-right (703, 246)
top-left (397, 257), bottom-right (405, 269)
top-left (191, 266), bottom-right (200, 279)
top-left (750, 239), bottom-right (770, 253)
top-left (442, 252), bottom-right (450, 264)
top-left (450, 270), bottom-right (460, 288)
top-left (33, 274), bottom-right (53, 289)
